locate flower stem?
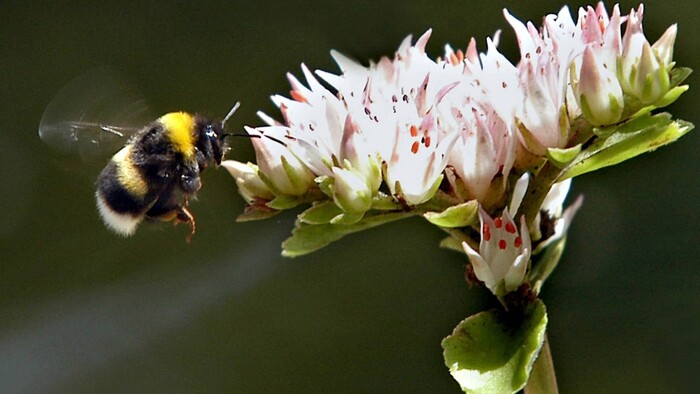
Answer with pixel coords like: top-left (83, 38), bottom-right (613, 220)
top-left (524, 333), bottom-right (558, 394)
top-left (519, 162), bottom-right (562, 228)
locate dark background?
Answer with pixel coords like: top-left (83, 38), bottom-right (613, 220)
top-left (1, 1), bottom-right (698, 392)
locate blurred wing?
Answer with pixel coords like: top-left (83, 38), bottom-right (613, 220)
top-left (38, 67), bottom-right (153, 158)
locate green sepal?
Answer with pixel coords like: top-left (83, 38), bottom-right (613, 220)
top-left (529, 236), bottom-right (567, 294)
top-left (266, 194), bottom-right (303, 210)
top-left (281, 210), bottom-right (417, 257)
top-left (439, 236), bottom-right (466, 253)
top-left (298, 201), bottom-right (343, 225)
top-left (235, 207), bottom-right (281, 222)
top-left (546, 144), bottom-right (582, 168)
top-left (442, 300), bottom-right (548, 394)
top-left (423, 200), bottom-right (479, 228)
top-left (315, 175), bottom-right (334, 198)
top-left (669, 66), bottom-right (692, 88)
top-left (371, 192), bottom-right (402, 210)
top-left (653, 85), bottom-right (688, 108)
top-left (558, 113), bottom-right (694, 181)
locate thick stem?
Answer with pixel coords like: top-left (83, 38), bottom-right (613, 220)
top-left (519, 162), bottom-right (563, 228)
top-left (524, 333), bottom-right (558, 394)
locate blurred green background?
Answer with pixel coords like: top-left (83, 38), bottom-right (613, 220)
top-left (1, 0), bottom-right (698, 392)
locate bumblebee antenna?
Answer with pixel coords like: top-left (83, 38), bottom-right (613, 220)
top-left (221, 101), bottom-right (241, 130)
top-left (219, 101), bottom-right (287, 147)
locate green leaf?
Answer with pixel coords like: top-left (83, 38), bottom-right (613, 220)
top-left (281, 210), bottom-right (416, 257)
top-left (546, 144), bottom-right (581, 168)
top-left (298, 202), bottom-right (343, 224)
top-left (423, 200), bottom-right (479, 228)
top-left (442, 300), bottom-right (548, 394)
top-left (559, 114), bottom-right (694, 181)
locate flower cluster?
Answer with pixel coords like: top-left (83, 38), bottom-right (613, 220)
top-left (224, 3), bottom-right (686, 296)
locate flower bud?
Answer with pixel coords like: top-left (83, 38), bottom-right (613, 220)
top-left (220, 161), bottom-right (274, 203)
top-left (577, 46), bottom-right (624, 126)
top-left (330, 167), bottom-right (372, 214)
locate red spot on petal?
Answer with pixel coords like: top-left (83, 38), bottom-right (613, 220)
top-left (514, 236), bottom-right (522, 248)
top-left (411, 141), bottom-right (419, 154)
top-left (498, 239), bottom-right (507, 250)
top-left (494, 217), bottom-right (503, 228)
top-left (410, 125), bottom-right (418, 137)
top-left (505, 222), bottom-right (516, 234)
top-left (290, 90), bottom-right (307, 103)
top-left (483, 223), bottom-right (491, 241)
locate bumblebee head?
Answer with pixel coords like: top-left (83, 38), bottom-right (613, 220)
top-left (195, 118), bottom-right (228, 169)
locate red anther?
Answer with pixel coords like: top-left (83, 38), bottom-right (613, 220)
top-left (424, 136), bottom-right (431, 148)
top-left (498, 239), bottom-right (507, 250)
top-left (505, 222), bottom-right (516, 234)
top-left (411, 141), bottom-right (419, 154)
top-left (410, 125), bottom-right (419, 137)
top-left (514, 236), bottom-right (523, 248)
top-left (494, 217), bottom-right (503, 228)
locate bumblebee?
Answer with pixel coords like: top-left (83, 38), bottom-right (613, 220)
top-left (95, 105), bottom-right (239, 240)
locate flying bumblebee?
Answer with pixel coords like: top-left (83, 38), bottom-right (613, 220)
top-left (39, 68), bottom-right (241, 241)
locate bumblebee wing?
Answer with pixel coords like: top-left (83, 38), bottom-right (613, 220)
top-left (39, 120), bottom-right (140, 157)
top-left (38, 67), bottom-right (153, 158)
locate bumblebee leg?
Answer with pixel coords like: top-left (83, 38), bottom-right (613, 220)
top-left (174, 204), bottom-right (196, 242)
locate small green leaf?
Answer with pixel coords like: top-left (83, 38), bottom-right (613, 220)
top-left (329, 211), bottom-right (364, 225)
top-left (546, 144), bottom-right (582, 168)
top-left (442, 300), bottom-right (548, 394)
top-left (298, 202), bottom-right (343, 224)
top-left (281, 210), bottom-right (416, 257)
top-left (423, 200), bottom-right (479, 228)
top-left (559, 114), bottom-right (694, 181)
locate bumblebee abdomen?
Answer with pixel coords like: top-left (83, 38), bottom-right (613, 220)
top-left (95, 146), bottom-right (151, 236)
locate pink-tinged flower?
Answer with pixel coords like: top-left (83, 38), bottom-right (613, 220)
top-left (619, 4), bottom-right (674, 104)
top-left (463, 174), bottom-right (531, 296)
top-left (573, 5), bottom-right (625, 125)
top-left (505, 9), bottom-right (572, 154)
top-left (442, 36), bottom-right (518, 202)
top-left (245, 126), bottom-right (315, 197)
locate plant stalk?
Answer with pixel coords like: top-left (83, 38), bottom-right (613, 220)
top-left (524, 333), bottom-right (558, 394)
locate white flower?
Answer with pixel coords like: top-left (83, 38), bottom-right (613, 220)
top-left (533, 179), bottom-right (584, 253)
top-left (463, 174), bottom-right (532, 296)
